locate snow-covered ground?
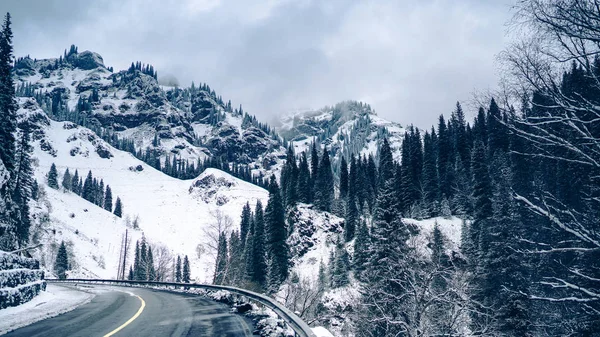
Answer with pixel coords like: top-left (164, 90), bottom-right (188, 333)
top-left (29, 117), bottom-right (268, 282)
top-left (312, 326), bottom-right (335, 337)
top-left (0, 284), bottom-right (94, 335)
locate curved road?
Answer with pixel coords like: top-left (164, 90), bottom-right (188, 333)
top-left (4, 285), bottom-right (255, 337)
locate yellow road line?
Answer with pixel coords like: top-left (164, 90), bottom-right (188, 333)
top-left (103, 294), bottom-right (146, 337)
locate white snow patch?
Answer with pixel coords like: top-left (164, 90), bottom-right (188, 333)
top-left (0, 284), bottom-right (94, 335)
top-left (32, 120), bottom-right (268, 282)
top-left (312, 326), bottom-right (335, 337)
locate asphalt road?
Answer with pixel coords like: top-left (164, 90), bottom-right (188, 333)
top-left (4, 285), bottom-right (256, 337)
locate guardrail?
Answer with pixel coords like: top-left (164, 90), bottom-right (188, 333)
top-left (46, 278), bottom-right (317, 337)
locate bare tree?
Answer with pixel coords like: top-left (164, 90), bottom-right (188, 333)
top-left (202, 209), bottom-right (234, 281)
top-left (202, 209), bottom-right (234, 254)
top-left (151, 243), bottom-right (174, 282)
top-left (276, 273), bottom-right (325, 325)
top-left (499, 0), bottom-right (600, 330)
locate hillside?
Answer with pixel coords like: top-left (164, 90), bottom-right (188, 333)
top-left (20, 97), bottom-right (268, 282)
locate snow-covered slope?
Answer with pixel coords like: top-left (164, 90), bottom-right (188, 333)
top-left (20, 98), bottom-right (268, 282)
top-left (275, 101), bottom-right (405, 165)
top-left (283, 204), bottom-right (464, 337)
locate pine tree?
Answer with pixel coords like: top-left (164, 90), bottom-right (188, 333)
top-left (339, 156), bottom-right (349, 200)
top-left (310, 142), bottom-right (319, 202)
top-left (114, 197), bottom-right (123, 217)
top-left (54, 241), bottom-right (69, 279)
top-left (243, 229), bottom-right (255, 282)
top-left (47, 163), bottom-right (59, 189)
top-left (344, 194), bottom-right (358, 241)
top-left (359, 136), bottom-right (413, 336)
top-left (251, 200), bottom-right (267, 288)
top-left (348, 155), bottom-right (359, 205)
top-left (281, 145), bottom-right (298, 207)
top-left (137, 238), bottom-right (147, 280)
top-left (422, 129), bottom-right (439, 215)
top-left (265, 175), bottom-right (289, 288)
top-left (437, 115), bottom-right (454, 200)
top-left (147, 246), bottom-right (156, 281)
top-left (240, 202), bottom-right (251, 247)
top-left (467, 140), bottom-right (494, 332)
top-left (296, 151), bottom-right (311, 203)
top-left (82, 171), bottom-right (93, 201)
top-left (12, 126), bottom-right (34, 246)
top-left (0, 13), bottom-right (16, 175)
top-left (97, 179), bottom-right (104, 207)
top-left (133, 241), bottom-right (140, 280)
top-left (332, 238), bottom-right (350, 288)
top-left (128, 266), bottom-right (134, 280)
top-left (314, 148), bottom-right (334, 212)
top-left (182, 255), bottom-right (191, 283)
top-left (228, 231), bottom-right (243, 285)
top-left (104, 185), bottom-right (113, 212)
top-left (77, 177), bottom-right (83, 196)
top-left (353, 220), bottom-right (370, 280)
top-left (213, 232), bottom-right (228, 285)
top-left (30, 180), bottom-right (38, 201)
top-left (62, 168), bottom-right (72, 191)
top-left (175, 255), bottom-right (182, 282)
top-left (71, 169), bottom-right (80, 195)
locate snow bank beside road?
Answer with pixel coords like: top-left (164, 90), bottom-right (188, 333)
top-left (0, 284), bottom-right (94, 335)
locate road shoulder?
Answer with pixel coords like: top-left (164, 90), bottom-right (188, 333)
top-left (0, 284), bottom-right (95, 335)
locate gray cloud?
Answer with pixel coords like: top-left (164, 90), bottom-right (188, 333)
top-left (3, 0), bottom-right (514, 128)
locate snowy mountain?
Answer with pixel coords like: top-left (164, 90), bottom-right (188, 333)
top-left (18, 97), bottom-right (269, 282)
top-left (14, 47), bottom-right (286, 183)
top-left (275, 101), bottom-right (405, 165)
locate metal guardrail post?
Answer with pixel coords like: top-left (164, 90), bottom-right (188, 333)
top-left (46, 278), bottom-right (317, 337)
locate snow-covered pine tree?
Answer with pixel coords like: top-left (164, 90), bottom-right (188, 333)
top-left (147, 246), bottom-right (156, 281)
top-left (339, 155), bottom-right (348, 200)
top-left (344, 193), bottom-right (358, 241)
top-left (331, 237), bottom-right (350, 288)
top-left (182, 255), bottom-right (190, 283)
top-left (175, 255), bottom-right (182, 283)
top-left (296, 151), bottom-right (311, 203)
top-left (352, 219), bottom-right (369, 280)
top-left (309, 142), bottom-right (319, 202)
top-left (133, 241), bottom-right (140, 280)
top-left (137, 238), bottom-right (147, 280)
top-left (54, 241), bottom-right (69, 279)
top-left (314, 147), bottom-right (334, 212)
top-left (358, 137), bottom-right (414, 336)
top-left (239, 202), bottom-right (251, 247)
top-left (114, 197), bottom-right (123, 217)
top-left (265, 175), bottom-right (288, 288)
top-left (12, 126), bottom-right (34, 246)
top-left (437, 115), bottom-right (454, 201)
top-left (82, 171), bottom-right (93, 202)
top-left (61, 168), bottom-right (72, 191)
top-left (213, 232), bottom-right (228, 285)
top-left (71, 169), bottom-right (80, 194)
top-left (281, 145), bottom-right (298, 207)
top-left (0, 13), bottom-right (16, 176)
top-left (104, 185), bottom-right (113, 212)
top-left (47, 163), bottom-right (59, 189)
top-left (228, 231), bottom-right (243, 285)
top-left (250, 200), bottom-right (267, 288)
top-left (467, 140), bottom-right (494, 333)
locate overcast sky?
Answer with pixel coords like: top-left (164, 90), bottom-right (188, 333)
top-left (4, 0), bottom-right (514, 128)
